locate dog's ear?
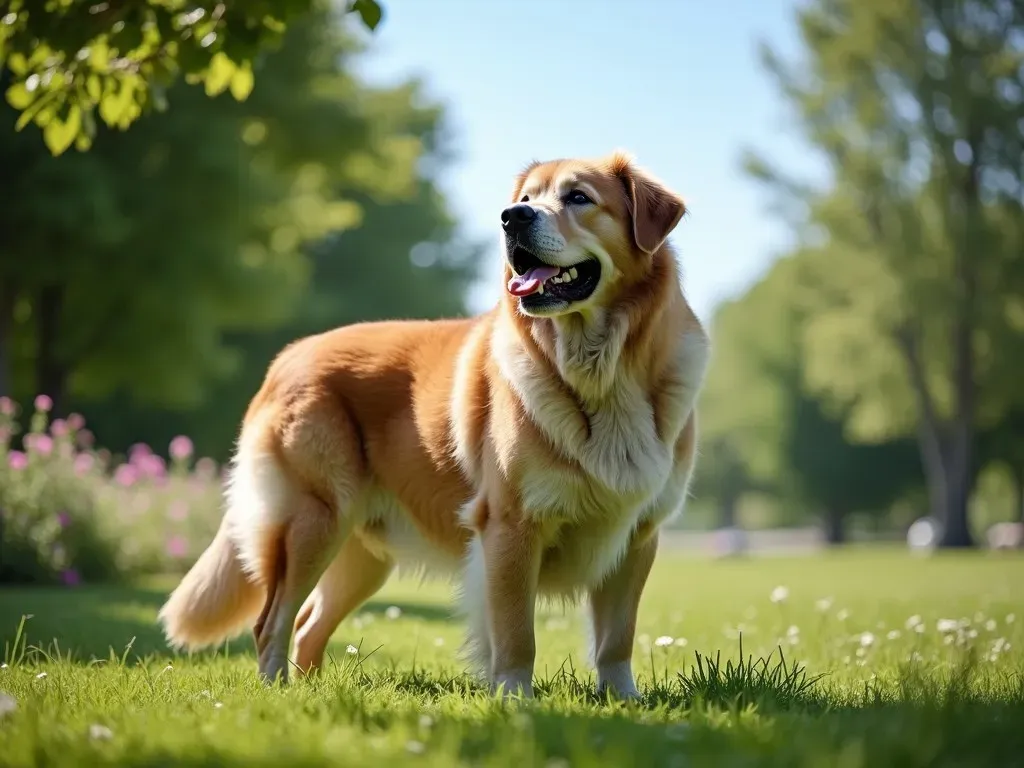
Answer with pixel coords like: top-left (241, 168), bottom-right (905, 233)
top-left (611, 153), bottom-right (686, 254)
top-left (510, 160), bottom-right (541, 202)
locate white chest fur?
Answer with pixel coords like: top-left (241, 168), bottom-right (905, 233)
top-left (488, 311), bottom-right (709, 592)
top-left (491, 312), bottom-right (705, 510)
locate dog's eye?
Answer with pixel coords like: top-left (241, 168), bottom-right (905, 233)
top-left (566, 190), bottom-right (592, 205)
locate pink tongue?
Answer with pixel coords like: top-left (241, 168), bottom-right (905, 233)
top-left (507, 266), bottom-right (561, 297)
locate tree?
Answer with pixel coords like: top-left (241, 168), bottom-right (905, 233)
top-left (0, 2), bottom-right (424, 418)
top-left (0, 0), bottom-right (384, 155)
top-left (744, 0), bottom-right (1024, 547)
top-left (698, 252), bottom-right (922, 544)
top-left (83, 81), bottom-right (486, 461)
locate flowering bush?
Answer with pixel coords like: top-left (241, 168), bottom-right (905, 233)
top-left (0, 395), bottom-right (225, 586)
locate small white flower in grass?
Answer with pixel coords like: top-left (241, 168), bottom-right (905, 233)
top-left (35, 672), bottom-right (47, 680)
top-left (855, 647), bottom-right (867, 659)
top-left (0, 692), bottom-right (16, 719)
top-left (836, 609), bottom-right (850, 622)
top-left (1007, 613), bottom-right (1016, 624)
top-left (89, 724), bottom-right (113, 741)
top-left (433, 637), bottom-right (445, 647)
top-left (214, 702), bottom-right (223, 709)
top-left (985, 619), bottom-right (997, 632)
top-left (0, 663), bottom-right (7, 670)
top-left (419, 714), bottom-right (434, 729)
top-left (786, 625), bottom-right (800, 645)
top-left (770, 586), bottom-right (789, 604)
top-left (674, 637), bottom-right (688, 647)
top-left (993, 638), bottom-right (1009, 654)
top-left (944, 635), bottom-right (954, 645)
top-left (887, 630), bottom-right (901, 641)
top-left (654, 635), bottom-right (674, 648)
top-left (905, 615), bottom-right (922, 630)
top-left (937, 619), bottom-right (959, 634)
top-left (346, 645), bottom-right (358, 655)
top-left (385, 606), bottom-right (402, 620)
top-left (815, 597), bottom-right (833, 613)
top-left (967, 629), bottom-right (978, 640)
top-left (860, 632), bottom-right (875, 648)
top-left (406, 740), bottom-right (426, 755)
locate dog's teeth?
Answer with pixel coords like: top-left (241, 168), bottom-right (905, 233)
top-left (552, 276), bottom-right (561, 284)
top-left (537, 282), bottom-right (544, 294)
top-left (569, 267), bottom-right (578, 280)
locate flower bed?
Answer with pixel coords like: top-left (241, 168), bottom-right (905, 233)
top-left (0, 396), bottom-right (224, 586)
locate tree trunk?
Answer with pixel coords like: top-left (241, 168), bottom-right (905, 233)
top-left (896, 325), bottom-right (974, 547)
top-left (35, 284), bottom-right (69, 416)
top-left (0, 284), bottom-right (14, 398)
top-left (822, 505), bottom-right (845, 546)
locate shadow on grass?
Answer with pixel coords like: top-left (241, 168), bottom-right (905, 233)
top-left (0, 581), bottom-right (457, 663)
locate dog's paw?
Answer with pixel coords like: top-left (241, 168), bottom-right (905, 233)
top-left (596, 661), bottom-right (641, 702)
top-left (491, 668), bottom-right (534, 700)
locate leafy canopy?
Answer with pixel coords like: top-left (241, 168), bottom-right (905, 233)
top-left (0, 0), bottom-right (385, 155)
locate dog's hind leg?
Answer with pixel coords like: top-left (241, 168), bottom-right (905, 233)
top-left (252, 493), bottom-right (348, 684)
top-left (292, 535), bottom-right (394, 675)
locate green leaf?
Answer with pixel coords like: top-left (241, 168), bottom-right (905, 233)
top-left (204, 52), bottom-right (236, 97)
top-left (98, 75), bottom-right (138, 127)
top-left (229, 61), bottom-right (254, 101)
top-left (350, 0), bottom-right (383, 31)
top-left (5, 82), bottom-right (34, 110)
top-left (43, 104), bottom-right (82, 156)
top-left (86, 74), bottom-right (102, 102)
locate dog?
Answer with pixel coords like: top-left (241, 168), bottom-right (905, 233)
top-left (158, 151), bottom-right (710, 699)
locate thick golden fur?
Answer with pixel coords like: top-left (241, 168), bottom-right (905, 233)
top-left (158, 151), bottom-right (710, 699)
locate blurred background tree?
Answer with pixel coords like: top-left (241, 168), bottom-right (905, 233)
top-left (0, 0), bottom-right (481, 459)
top-left (728, 0), bottom-right (1024, 547)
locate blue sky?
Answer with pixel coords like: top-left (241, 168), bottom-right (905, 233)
top-left (355, 0), bottom-right (824, 323)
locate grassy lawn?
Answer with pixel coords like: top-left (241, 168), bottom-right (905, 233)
top-left (1, 548), bottom-right (1022, 766)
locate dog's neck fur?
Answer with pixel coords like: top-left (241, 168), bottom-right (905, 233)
top-left (512, 248), bottom-right (679, 404)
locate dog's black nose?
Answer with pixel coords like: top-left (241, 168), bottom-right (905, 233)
top-left (501, 203), bottom-right (537, 232)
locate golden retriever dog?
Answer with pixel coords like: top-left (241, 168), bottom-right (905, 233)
top-left (159, 151), bottom-right (709, 699)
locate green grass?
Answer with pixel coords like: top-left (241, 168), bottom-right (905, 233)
top-left (1, 548), bottom-right (1022, 766)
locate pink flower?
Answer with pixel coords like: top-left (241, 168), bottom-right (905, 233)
top-left (66, 413), bottom-right (85, 431)
top-left (73, 453), bottom-right (94, 476)
top-left (137, 453), bottom-right (167, 480)
top-left (168, 499), bottom-right (190, 521)
top-left (166, 535), bottom-right (189, 558)
top-left (114, 463), bottom-right (138, 487)
top-left (194, 457), bottom-right (218, 481)
top-left (8, 451), bottom-right (27, 470)
top-left (29, 434), bottom-right (54, 456)
top-left (34, 394), bottom-right (53, 413)
top-left (57, 511), bottom-right (71, 528)
top-left (169, 435), bottom-right (194, 462)
top-left (50, 418), bottom-right (69, 437)
top-left (0, 396), bottom-right (13, 415)
top-left (61, 568), bottom-right (81, 587)
top-left (77, 429), bottom-right (95, 449)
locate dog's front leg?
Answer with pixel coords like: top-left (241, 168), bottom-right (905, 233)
top-left (479, 508), bottom-right (541, 699)
top-left (588, 525), bottom-right (659, 701)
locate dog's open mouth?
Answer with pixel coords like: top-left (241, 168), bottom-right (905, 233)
top-left (507, 245), bottom-right (600, 306)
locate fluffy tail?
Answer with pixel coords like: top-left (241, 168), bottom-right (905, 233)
top-left (158, 518), bottom-right (264, 650)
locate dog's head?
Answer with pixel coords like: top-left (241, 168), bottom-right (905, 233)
top-left (501, 152), bottom-right (686, 318)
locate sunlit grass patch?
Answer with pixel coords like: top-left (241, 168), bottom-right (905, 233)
top-left (1, 549), bottom-right (1023, 766)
